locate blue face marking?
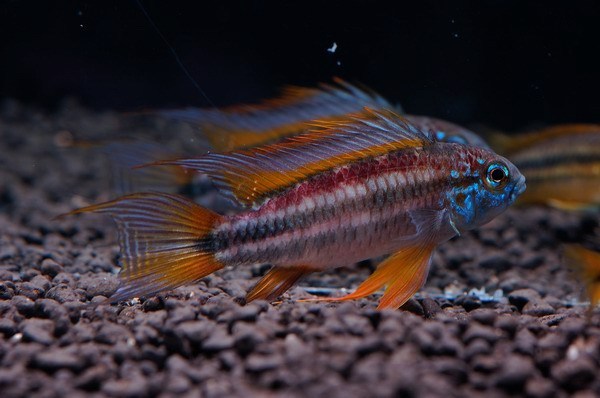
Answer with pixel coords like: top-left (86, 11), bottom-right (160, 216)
top-left (447, 161), bottom-right (519, 232)
top-left (450, 170), bottom-right (459, 179)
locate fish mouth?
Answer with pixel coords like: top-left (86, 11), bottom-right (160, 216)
top-left (510, 175), bottom-right (527, 202)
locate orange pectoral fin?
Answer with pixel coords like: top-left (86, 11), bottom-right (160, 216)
top-left (246, 266), bottom-right (315, 302)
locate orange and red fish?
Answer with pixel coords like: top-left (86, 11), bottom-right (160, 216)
top-left (64, 109), bottom-right (525, 309)
top-left (492, 124), bottom-right (600, 210)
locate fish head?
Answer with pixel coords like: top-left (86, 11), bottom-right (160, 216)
top-left (447, 145), bottom-right (526, 231)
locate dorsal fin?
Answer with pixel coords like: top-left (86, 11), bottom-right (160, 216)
top-left (157, 78), bottom-right (395, 151)
top-left (149, 108), bottom-right (434, 207)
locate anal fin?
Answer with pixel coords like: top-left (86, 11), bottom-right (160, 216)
top-left (307, 244), bottom-right (435, 310)
top-left (246, 266), bottom-right (314, 302)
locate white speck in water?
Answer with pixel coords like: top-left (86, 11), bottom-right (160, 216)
top-left (453, 33), bottom-right (459, 38)
top-left (336, 61), bottom-right (341, 66)
top-left (127, 337), bottom-right (136, 347)
top-left (451, 19), bottom-right (455, 24)
top-left (77, 10), bottom-right (83, 17)
top-left (327, 42), bottom-right (338, 53)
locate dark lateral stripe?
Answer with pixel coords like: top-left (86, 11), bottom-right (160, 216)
top-left (212, 169), bottom-right (449, 254)
top-left (516, 152), bottom-right (600, 171)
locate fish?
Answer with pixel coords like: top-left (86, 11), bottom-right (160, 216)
top-left (493, 124), bottom-right (600, 210)
top-left (112, 81), bottom-right (487, 194)
top-left (157, 78), bottom-right (488, 151)
top-left (564, 245), bottom-right (600, 306)
top-left (63, 109), bottom-right (525, 309)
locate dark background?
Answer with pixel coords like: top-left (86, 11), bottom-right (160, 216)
top-left (2, 0), bottom-right (599, 130)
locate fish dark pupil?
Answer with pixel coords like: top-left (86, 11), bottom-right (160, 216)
top-left (490, 168), bottom-right (505, 182)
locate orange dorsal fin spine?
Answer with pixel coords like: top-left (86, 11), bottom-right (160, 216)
top-left (62, 192), bottom-right (224, 302)
top-left (148, 109), bottom-right (433, 207)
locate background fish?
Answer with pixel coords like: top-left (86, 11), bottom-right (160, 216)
top-left (108, 81), bottom-right (488, 195)
top-left (158, 78), bottom-right (395, 151)
top-left (493, 124), bottom-right (600, 210)
top-left (64, 110), bottom-right (525, 309)
top-left (157, 78), bottom-right (488, 151)
top-left (564, 245), bottom-right (600, 306)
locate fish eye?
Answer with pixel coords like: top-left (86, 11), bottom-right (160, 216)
top-left (485, 162), bottom-right (509, 189)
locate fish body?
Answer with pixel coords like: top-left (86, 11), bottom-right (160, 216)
top-left (213, 143), bottom-right (508, 269)
top-left (500, 125), bottom-right (600, 210)
top-left (66, 110), bottom-right (525, 309)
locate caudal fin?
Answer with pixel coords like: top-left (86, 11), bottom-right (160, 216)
top-left (64, 193), bottom-right (224, 302)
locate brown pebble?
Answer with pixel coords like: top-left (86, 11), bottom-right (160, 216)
top-left (551, 358), bottom-right (596, 392)
top-left (420, 298), bottom-right (442, 318)
top-left (522, 299), bottom-right (555, 317)
top-left (470, 308), bottom-right (497, 325)
top-left (525, 377), bottom-right (557, 398)
top-left (201, 329), bottom-right (234, 353)
top-left (508, 288), bottom-right (541, 309)
top-left (495, 354), bottom-right (535, 391)
top-left (463, 324), bottom-right (502, 345)
top-left (31, 347), bottom-right (85, 372)
top-left (40, 258), bottom-right (63, 277)
top-left (21, 318), bottom-right (55, 345)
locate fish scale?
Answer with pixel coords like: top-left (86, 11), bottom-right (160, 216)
top-left (62, 109), bottom-right (525, 309)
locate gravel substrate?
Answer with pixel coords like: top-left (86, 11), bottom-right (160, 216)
top-left (1, 100), bottom-right (600, 398)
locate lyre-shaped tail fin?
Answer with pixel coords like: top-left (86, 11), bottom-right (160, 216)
top-left (60, 193), bottom-right (224, 302)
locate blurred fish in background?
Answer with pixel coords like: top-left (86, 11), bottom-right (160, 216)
top-left (491, 125), bottom-right (600, 211)
top-left (565, 243), bottom-right (600, 307)
top-left (98, 79), bottom-right (489, 196)
top-left (156, 78), bottom-right (488, 151)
